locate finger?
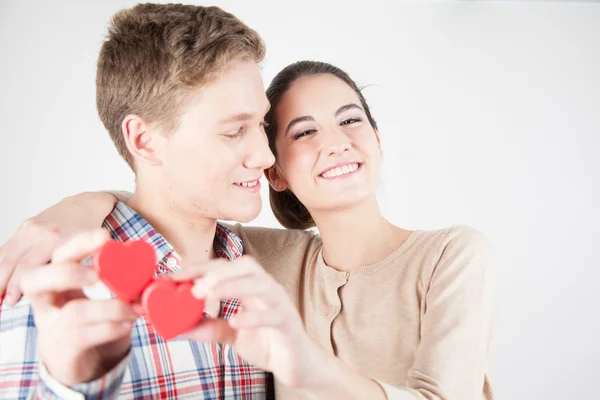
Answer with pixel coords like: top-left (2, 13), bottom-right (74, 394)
top-left (0, 269), bottom-right (16, 305)
top-left (192, 274), bottom-right (282, 309)
top-left (182, 319), bottom-right (237, 344)
top-left (19, 227), bottom-right (62, 267)
top-left (0, 222), bottom-right (62, 303)
top-left (0, 242), bottom-right (32, 274)
top-left (0, 241), bottom-right (32, 298)
top-left (3, 260), bottom-right (38, 306)
top-left (3, 281), bottom-right (23, 307)
top-left (228, 309), bottom-right (287, 330)
top-left (2, 243), bottom-right (57, 307)
top-left (175, 255), bottom-right (263, 282)
top-left (4, 264), bottom-right (32, 306)
top-left (21, 262), bottom-right (98, 298)
top-left (191, 269), bottom-right (256, 299)
top-left (74, 320), bottom-right (134, 350)
top-left (62, 298), bottom-right (140, 326)
top-left (52, 229), bottom-right (110, 264)
top-left (0, 218), bottom-right (42, 268)
top-left (171, 259), bottom-right (231, 281)
top-left (187, 257), bottom-right (265, 296)
top-left (0, 218), bottom-right (61, 288)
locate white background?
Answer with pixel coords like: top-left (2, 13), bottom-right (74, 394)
top-left (1, 0), bottom-right (599, 398)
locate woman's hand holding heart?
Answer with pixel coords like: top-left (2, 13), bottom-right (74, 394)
top-left (172, 256), bottom-right (334, 392)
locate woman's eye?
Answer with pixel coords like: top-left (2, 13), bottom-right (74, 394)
top-left (341, 117), bottom-right (362, 126)
top-left (293, 129), bottom-right (316, 140)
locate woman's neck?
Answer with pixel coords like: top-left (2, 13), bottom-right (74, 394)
top-left (311, 197), bottom-right (412, 272)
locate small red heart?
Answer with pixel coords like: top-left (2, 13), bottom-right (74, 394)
top-left (142, 277), bottom-right (206, 341)
top-left (94, 240), bottom-right (157, 302)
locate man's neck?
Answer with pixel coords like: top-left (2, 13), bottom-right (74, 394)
top-left (127, 188), bottom-right (217, 265)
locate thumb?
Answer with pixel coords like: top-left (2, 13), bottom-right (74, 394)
top-left (182, 319), bottom-right (238, 344)
top-left (52, 229), bottom-right (110, 264)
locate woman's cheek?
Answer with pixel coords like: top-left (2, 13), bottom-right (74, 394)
top-left (286, 151), bottom-right (314, 186)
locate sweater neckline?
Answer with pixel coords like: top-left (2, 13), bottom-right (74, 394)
top-left (316, 229), bottom-right (423, 279)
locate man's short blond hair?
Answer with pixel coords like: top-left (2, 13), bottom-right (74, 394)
top-left (96, 3), bottom-right (266, 169)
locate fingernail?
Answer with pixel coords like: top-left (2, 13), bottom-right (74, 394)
top-left (81, 269), bottom-right (98, 284)
top-left (191, 282), bottom-right (208, 299)
top-left (96, 229), bottom-right (109, 241)
top-left (3, 295), bottom-right (12, 307)
top-left (131, 304), bottom-right (145, 316)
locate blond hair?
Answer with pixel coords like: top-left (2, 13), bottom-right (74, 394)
top-left (96, 3), bottom-right (266, 169)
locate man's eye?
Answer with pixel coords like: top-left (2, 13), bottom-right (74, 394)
top-left (223, 127), bottom-right (244, 139)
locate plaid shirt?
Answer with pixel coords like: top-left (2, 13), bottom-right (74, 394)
top-left (0, 201), bottom-right (271, 399)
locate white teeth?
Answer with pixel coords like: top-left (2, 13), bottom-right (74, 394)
top-left (239, 180), bottom-right (258, 187)
top-left (322, 163), bottom-right (359, 178)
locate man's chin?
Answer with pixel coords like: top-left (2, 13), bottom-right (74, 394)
top-left (223, 203), bottom-right (262, 223)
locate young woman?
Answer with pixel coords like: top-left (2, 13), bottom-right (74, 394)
top-left (0, 61), bottom-right (494, 399)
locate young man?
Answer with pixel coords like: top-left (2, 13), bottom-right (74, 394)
top-left (0, 4), bottom-right (276, 399)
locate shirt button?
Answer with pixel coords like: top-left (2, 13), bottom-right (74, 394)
top-left (166, 257), bottom-right (177, 268)
top-left (327, 307), bottom-right (340, 318)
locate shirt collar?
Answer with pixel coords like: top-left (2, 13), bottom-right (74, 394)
top-left (102, 201), bottom-right (244, 273)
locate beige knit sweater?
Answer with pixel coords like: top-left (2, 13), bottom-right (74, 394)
top-left (229, 224), bottom-right (495, 400)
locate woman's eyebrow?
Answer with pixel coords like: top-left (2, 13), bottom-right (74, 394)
top-left (285, 116), bottom-right (315, 136)
top-left (335, 103), bottom-right (363, 116)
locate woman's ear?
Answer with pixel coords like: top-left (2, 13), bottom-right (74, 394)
top-left (374, 128), bottom-right (383, 154)
top-left (265, 166), bottom-right (288, 192)
top-left (122, 114), bottom-right (163, 167)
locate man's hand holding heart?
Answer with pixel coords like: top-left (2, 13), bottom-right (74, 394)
top-left (93, 239), bottom-right (206, 341)
top-left (173, 257), bottom-right (334, 392)
top-left (20, 229), bottom-right (141, 386)
top-left (95, 239), bottom-right (337, 391)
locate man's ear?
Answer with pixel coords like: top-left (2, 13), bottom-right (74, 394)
top-left (122, 114), bottom-right (162, 167)
top-left (265, 165), bottom-right (288, 192)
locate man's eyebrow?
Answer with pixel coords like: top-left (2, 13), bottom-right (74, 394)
top-left (217, 113), bottom-right (255, 125)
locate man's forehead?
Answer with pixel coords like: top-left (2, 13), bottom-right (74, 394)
top-left (182, 80), bottom-right (268, 113)
top-left (217, 101), bottom-right (270, 125)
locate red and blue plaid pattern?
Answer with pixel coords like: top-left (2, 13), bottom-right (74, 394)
top-left (0, 201), bottom-right (270, 399)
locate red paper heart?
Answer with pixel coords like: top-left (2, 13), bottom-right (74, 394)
top-left (94, 240), bottom-right (157, 302)
top-left (142, 278), bottom-right (206, 341)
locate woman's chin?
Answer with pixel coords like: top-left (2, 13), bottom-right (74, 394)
top-left (308, 191), bottom-right (377, 214)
